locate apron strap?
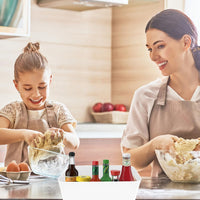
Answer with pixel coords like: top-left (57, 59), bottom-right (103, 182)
top-left (5, 102), bottom-right (28, 165)
top-left (156, 77), bottom-right (170, 106)
top-left (45, 102), bottom-right (58, 128)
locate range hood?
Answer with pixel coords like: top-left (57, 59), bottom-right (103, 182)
top-left (37, 0), bottom-right (129, 11)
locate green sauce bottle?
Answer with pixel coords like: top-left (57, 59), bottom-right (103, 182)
top-left (101, 159), bottom-right (111, 181)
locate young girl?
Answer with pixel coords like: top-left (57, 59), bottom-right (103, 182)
top-left (0, 42), bottom-right (79, 166)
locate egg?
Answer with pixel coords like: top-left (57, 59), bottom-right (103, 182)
top-left (18, 162), bottom-right (30, 171)
top-left (6, 161), bottom-right (20, 172)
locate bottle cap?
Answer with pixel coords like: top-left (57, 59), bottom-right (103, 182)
top-left (69, 152), bottom-right (75, 156)
top-left (76, 176), bottom-right (91, 182)
top-left (103, 159), bottom-right (109, 164)
top-left (111, 170), bottom-right (120, 176)
top-left (122, 153), bottom-right (131, 159)
top-left (92, 161), bottom-right (99, 165)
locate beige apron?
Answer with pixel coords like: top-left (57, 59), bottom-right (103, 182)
top-left (5, 102), bottom-right (58, 166)
top-left (149, 77), bottom-right (200, 176)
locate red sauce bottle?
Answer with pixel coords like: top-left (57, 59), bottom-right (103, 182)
top-left (119, 153), bottom-right (134, 181)
top-left (90, 161), bottom-right (100, 182)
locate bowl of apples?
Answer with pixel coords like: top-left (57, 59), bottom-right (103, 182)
top-left (91, 102), bottom-right (129, 124)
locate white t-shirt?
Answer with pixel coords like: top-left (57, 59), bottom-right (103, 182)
top-left (121, 76), bottom-right (200, 149)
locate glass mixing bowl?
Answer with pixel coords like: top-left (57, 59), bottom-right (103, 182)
top-left (28, 146), bottom-right (69, 179)
top-left (155, 149), bottom-right (200, 183)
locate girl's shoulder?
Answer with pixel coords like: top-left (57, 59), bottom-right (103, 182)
top-left (1, 101), bottom-right (23, 111)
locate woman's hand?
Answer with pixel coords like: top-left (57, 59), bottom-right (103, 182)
top-left (151, 134), bottom-right (179, 151)
top-left (22, 129), bottom-right (44, 146)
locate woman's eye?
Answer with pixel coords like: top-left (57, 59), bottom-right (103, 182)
top-left (24, 88), bottom-right (31, 91)
top-left (158, 44), bottom-right (165, 49)
top-left (147, 48), bottom-right (152, 52)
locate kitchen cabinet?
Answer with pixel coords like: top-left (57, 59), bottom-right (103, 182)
top-left (0, 0), bottom-right (30, 38)
top-left (74, 123), bottom-right (125, 165)
top-left (74, 138), bottom-right (122, 165)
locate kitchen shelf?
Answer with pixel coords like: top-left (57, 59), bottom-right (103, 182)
top-left (0, 0), bottom-right (30, 38)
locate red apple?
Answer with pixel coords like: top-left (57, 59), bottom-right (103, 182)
top-left (114, 104), bottom-right (127, 112)
top-left (92, 103), bottom-right (103, 112)
top-left (102, 103), bottom-right (114, 112)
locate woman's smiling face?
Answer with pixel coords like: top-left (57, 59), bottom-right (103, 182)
top-left (14, 69), bottom-right (52, 110)
top-left (146, 29), bottom-right (185, 76)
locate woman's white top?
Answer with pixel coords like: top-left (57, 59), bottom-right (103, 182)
top-left (121, 76), bottom-right (200, 149)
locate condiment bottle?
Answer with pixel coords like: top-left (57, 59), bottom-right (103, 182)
top-left (76, 176), bottom-right (91, 182)
top-left (111, 170), bottom-right (120, 181)
top-left (101, 159), bottom-right (111, 181)
top-left (119, 153), bottom-right (134, 181)
top-left (65, 152), bottom-right (78, 182)
top-left (90, 161), bottom-right (100, 181)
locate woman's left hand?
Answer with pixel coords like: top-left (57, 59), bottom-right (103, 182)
top-left (151, 134), bottom-right (179, 151)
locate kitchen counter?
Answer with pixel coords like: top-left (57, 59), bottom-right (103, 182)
top-left (76, 123), bottom-right (126, 138)
top-left (0, 175), bottom-right (62, 199)
top-left (137, 176), bottom-right (200, 199)
top-left (2, 175), bottom-right (200, 199)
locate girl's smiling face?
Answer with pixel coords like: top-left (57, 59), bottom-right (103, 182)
top-left (145, 29), bottom-right (186, 76)
top-left (14, 69), bottom-right (52, 110)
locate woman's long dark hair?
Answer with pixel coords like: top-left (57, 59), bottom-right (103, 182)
top-left (145, 9), bottom-right (200, 71)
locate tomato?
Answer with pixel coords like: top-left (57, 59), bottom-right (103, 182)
top-left (114, 104), bottom-right (127, 112)
top-left (101, 103), bottom-right (114, 112)
top-left (92, 103), bottom-right (103, 112)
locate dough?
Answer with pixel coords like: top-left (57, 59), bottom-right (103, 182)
top-left (174, 138), bottom-right (200, 164)
top-left (29, 129), bottom-right (64, 163)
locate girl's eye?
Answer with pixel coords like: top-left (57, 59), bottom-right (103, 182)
top-left (24, 88), bottom-right (31, 91)
top-left (39, 86), bottom-right (46, 90)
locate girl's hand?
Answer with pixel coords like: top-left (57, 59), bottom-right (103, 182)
top-left (46, 127), bottom-right (64, 144)
top-left (23, 129), bottom-right (44, 146)
top-left (151, 134), bottom-right (179, 151)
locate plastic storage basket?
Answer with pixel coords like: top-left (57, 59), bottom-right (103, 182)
top-left (58, 165), bottom-right (141, 200)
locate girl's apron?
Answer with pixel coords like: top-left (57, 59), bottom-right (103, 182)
top-left (149, 77), bottom-right (200, 176)
top-left (5, 102), bottom-right (58, 166)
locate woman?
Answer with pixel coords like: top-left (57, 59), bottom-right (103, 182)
top-left (121, 9), bottom-right (200, 176)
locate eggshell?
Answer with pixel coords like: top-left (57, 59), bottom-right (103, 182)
top-left (18, 162), bottom-right (30, 171)
top-left (6, 161), bottom-right (20, 172)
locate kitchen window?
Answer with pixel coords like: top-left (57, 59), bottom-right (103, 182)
top-left (184, 0), bottom-right (200, 44)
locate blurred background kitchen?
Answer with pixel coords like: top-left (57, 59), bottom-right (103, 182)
top-left (0, 0), bottom-right (199, 174)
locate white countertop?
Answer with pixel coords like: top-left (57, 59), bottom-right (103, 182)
top-left (76, 123), bottom-right (126, 138)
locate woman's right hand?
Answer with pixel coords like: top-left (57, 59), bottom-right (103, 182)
top-left (151, 134), bottom-right (179, 151)
top-left (22, 129), bottom-right (44, 146)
